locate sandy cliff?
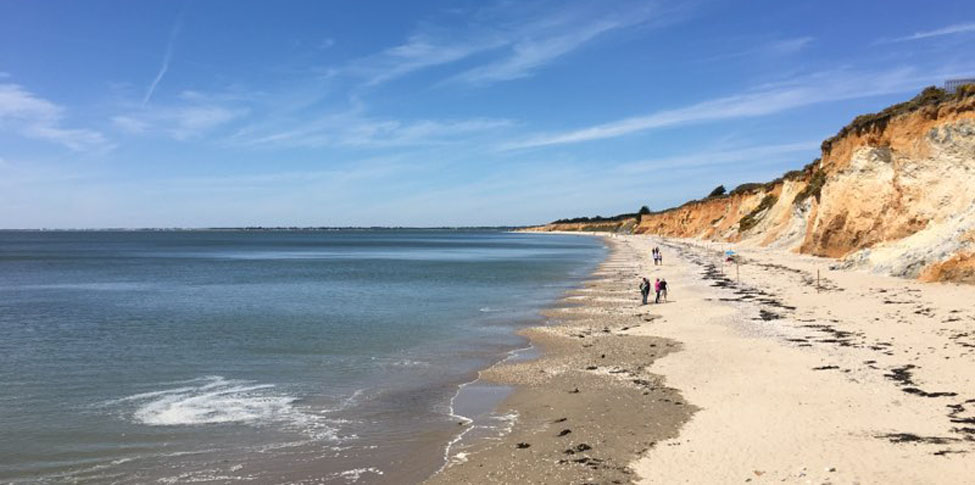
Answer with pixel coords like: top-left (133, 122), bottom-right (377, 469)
top-left (533, 87), bottom-right (975, 283)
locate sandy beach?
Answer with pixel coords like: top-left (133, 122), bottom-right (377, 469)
top-left (428, 233), bottom-right (975, 484)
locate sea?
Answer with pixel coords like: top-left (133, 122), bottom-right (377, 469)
top-left (0, 230), bottom-right (605, 484)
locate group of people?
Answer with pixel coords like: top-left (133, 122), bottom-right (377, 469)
top-left (638, 277), bottom-right (668, 305)
top-left (652, 247), bottom-right (663, 265)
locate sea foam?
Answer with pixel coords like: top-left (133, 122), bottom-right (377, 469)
top-left (115, 376), bottom-right (341, 441)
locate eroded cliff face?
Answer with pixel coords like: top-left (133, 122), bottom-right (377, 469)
top-left (534, 91), bottom-right (975, 283)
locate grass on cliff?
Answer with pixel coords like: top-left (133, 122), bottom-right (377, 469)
top-left (792, 169), bottom-right (827, 206)
top-left (738, 194), bottom-right (777, 232)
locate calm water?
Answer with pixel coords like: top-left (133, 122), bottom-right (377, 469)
top-left (0, 230), bottom-right (604, 484)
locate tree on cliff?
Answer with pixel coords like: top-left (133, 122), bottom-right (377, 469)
top-left (708, 185), bottom-right (726, 198)
top-left (637, 206), bottom-right (651, 222)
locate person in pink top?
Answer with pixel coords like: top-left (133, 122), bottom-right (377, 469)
top-left (654, 278), bottom-right (661, 304)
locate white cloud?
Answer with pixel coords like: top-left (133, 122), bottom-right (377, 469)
top-left (342, 0), bottom-right (671, 88)
top-left (694, 36), bottom-right (814, 64)
top-left (447, 19), bottom-right (621, 85)
top-left (880, 22), bottom-right (975, 43)
top-left (346, 33), bottom-right (507, 87)
top-left (501, 66), bottom-right (940, 150)
top-left (112, 116), bottom-right (149, 133)
top-left (766, 36), bottom-right (814, 56)
top-left (0, 83), bottom-right (110, 151)
top-left (230, 109), bottom-right (512, 149)
top-left (114, 90), bottom-right (249, 140)
top-left (614, 141), bottom-right (819, 175)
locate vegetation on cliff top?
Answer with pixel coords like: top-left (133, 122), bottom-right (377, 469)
top-left (707, 185), bottom-right (727, 198)
top-left (821, 84), bottom-right (975, 154)
top-left (542, 86), bottom-right (974, 228)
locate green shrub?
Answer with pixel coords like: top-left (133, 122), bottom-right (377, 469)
top-left (792, 169), bottom-right (827, 206)
top-left (730, 183), bottom-right (764, 195)
top-left (956, 83), bottom-right (975, 97)
top-left (738, 194), bottom-right (778, 232)
top-left (707, 185), bottom-right (726, 198)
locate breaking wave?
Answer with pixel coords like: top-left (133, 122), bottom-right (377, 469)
top-left (109, 376), bottom-right (345, 441)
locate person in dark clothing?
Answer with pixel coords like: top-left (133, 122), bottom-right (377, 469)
top-left (639, 277), bottom-right (650, 305)
top-left (659, 278), bottom-right (669, 302)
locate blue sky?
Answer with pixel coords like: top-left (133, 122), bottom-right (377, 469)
top-left (1, 0), bottom-right (974, 228)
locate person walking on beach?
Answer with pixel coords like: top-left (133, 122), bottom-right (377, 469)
top-left (654, 278), bottom-right (661, 304)
top-left (659, 278), bottom-right (669, 302)
top-left (639, 277), bottom-right (651, 305)
top-left (655, 247), bottom-right (663, 265)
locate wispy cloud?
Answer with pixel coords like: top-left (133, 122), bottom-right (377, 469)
top-left (501, 66), bottom-right (941, 150)
top-left (143, 13), bottom-right (183, 105)
top-left (695, 36), bottom-right (814, 63)
top-left (228, 108), bottom-right (513, 149)
top-left (446, 19), bottom-right (622, 86)
top-left (766, 36), bottom-right (814, 55)
top-left (877, 22), bottom-right (975, 44)
top-left (344, 32), bottom-right (506, 87)
top-left (614, 141), bottom-right (819, 175)
top-left (116, 90), bottom-right (248, 140)
top-left (0, 83), bottom-right (110, 151)
top-left (342, 0), bottom-right (675, 88)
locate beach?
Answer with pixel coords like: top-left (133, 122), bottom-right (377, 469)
top-left (429, 233), bottom-right (975, 484)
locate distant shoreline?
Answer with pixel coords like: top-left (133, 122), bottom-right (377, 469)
top-left (0, 226), bottom-right (530, 232)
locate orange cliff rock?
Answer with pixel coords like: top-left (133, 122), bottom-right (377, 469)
top-left (529, 87), bottom-right (975, 283)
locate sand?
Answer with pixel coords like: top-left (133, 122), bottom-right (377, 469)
top-left (426, 236), bottom-right (694, 484)
top-left (425, 233), bottom-right (975, 484)
top-left (631, 237), bottom-right (975, 484)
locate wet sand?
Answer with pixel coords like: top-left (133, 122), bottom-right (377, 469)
top-left (427, 233), bottom-right (975, 484)
top-left (427, 236), bottom-right (694, 484)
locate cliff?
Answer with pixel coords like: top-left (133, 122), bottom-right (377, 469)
top-left (521, 217), bottom-right (639, 233)
top-left (533, 86), bottom-right (975, 283)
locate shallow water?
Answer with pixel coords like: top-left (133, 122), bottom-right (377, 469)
top-left (0, 230), bottom-right (603, 483)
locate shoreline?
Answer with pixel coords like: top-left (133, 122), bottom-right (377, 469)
top-left (425, 233), bottom-right (975, 484)
top-left (426, 235), bottom-right (695, 483)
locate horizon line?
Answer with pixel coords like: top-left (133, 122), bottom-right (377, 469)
top-left (0, 225), bottom-right (534, 232)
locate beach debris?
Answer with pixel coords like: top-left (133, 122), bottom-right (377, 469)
top-left (575, 443), bottom-right (592, 452)
top-left (557, 429), bottom-right (572, 437)
top-left (757, 309), bottom-right (782, 321)
top-left (516, 442), bottom-right (531, 449)
top-left (553, 417), bottom-right (568, 423)
top-left (878, 433), bottom-right (958, 444)
top-left (569, 387), bottom-right (580, 393)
